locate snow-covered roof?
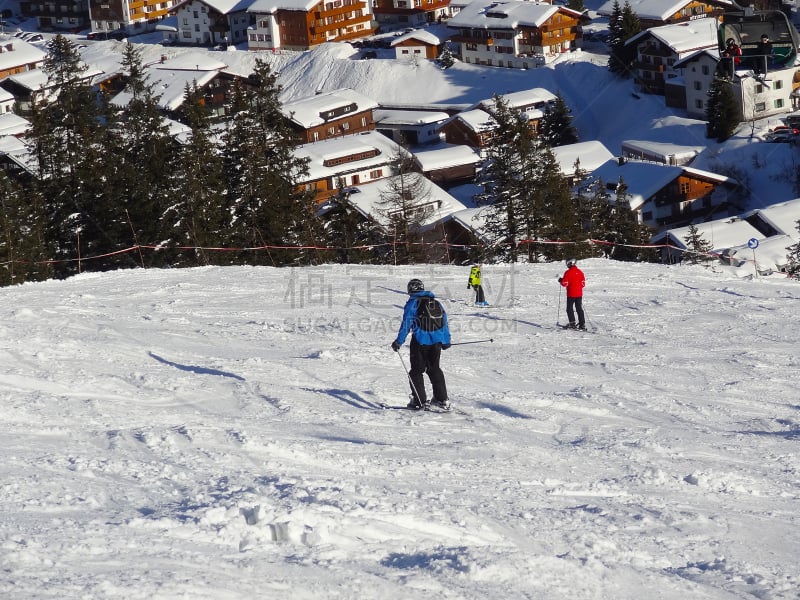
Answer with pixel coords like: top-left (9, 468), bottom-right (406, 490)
top-left (390, 30), bottom-right (445, 47)
top-left (413, 144), bottom-right (481, 171)
top-left (622, 139), bottom-right (706, 164)
top-left (337, 174), bottom-right (469, 231)
top-left (664, 217), bottom-right (764, 253)
top-left (3, 68), bottom-right (48, 92)
top-left (0, 112), bottom-right (30, 137)
top-left (0, 36), bottom-right (46, 71)
top-left (626, 19), bottom-right (719, 54)
top-left (673, 48), bottom-right (720, 68)
top-left (373, 108), bottom-right (450, 127)
top-left (597, 0), bottom-right (732, 20)
top-left (294, 130), bottom-right (407, 182)
top-left (448, 206), bottom-right (494, 243)
top-left (111, 66), bottom-right (221, 112)
top-left (590, 159), bottom-right (684, 211)
top-left (451, 108), bottom-right (496, 134)
top-left (723, 233), bottom-right (795, 274)
top-left (744, 197), bottom-right (800, 236)
top-left (551, 141), bottom-right (614, 176)
top-left (478, 88), bottom-right (557, 112)
top-left (247, 0), bottom-right (317, 12)
top-left (172, 0), bottom-right (256, 15)
top-left (448, 0), bottom-right (581, 31)
top-left (281, 88), bottom-right (379, 128)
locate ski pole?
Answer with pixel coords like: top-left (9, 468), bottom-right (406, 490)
top-left (396, 350), bottom-right (423, 406)
top-left (449, 338), bottom-right (493, 346)
top-left (556, 283), bottom-right (563, 326)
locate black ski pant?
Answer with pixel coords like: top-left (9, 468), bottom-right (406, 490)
top-left (408, 338), bottom-right (447, 405)
top-left (472, 284), bottom-right (485, 304)
top-left (567, 297), bottom-right (585, 327)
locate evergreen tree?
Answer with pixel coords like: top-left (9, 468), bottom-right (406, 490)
top-left (376, 148), bottom-right (433, 264)
top-left (706, 77), bottom-right (742, 142)
top-left (104, 42), bottom-right (176, 269)
top-left (683, 223), bottom-right (713, 265)
top-left (164, 83), bottom-right (227, 267)
top-left (29, 34), bottom-right (106, 277)
top-left (786, 220), bottom-right (800, 277)
top-left (0, 172), bottom-right (52, 285)
top-left (476, 95), bottom-right (528, 262)
top-left (222, 59), bottom-right (320, 266)
top-left (567, 0), bottom-right (585, 10)
top-left (437, 46), bottom-right (456, 69)
top-left (539, 93), bottom-right (579, 147)
top-left (608, 1), bottom-right (640, 77)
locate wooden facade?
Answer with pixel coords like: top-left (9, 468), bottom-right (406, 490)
top-left (248, 0), bottom-right (374, 51)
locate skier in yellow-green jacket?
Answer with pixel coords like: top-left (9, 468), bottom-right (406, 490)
top-left (468, 264), bottom-right (488, 306)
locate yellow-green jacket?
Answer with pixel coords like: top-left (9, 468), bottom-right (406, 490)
top-left (468, 266), bottom-right (482, 287)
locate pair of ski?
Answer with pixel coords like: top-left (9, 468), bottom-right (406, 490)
top-left (379, 402), bottom-right (466, 415)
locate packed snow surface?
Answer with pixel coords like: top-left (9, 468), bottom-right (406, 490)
top-left (1, 260), bottom-right (798, 599)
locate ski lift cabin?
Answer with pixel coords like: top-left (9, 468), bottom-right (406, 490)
top-left (718, 3), bottom-right (800, 75)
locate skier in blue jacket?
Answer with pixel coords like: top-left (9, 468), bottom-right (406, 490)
top-left (391, 278), bottom-right (451, 410)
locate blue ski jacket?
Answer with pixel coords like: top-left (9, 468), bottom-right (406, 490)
top-left (395, 290), bottom-right (451, 347)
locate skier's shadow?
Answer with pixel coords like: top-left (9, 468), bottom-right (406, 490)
top-left (305, 387), bottom-right (383, 410)
top-left (149, 352), bottom-right (245, 381)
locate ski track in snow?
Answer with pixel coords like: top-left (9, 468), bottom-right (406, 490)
top-left (1, 261), bottom-right (798, 599)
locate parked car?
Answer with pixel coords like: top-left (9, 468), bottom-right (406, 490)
top-left (765, 131), bottom-right (796, 143)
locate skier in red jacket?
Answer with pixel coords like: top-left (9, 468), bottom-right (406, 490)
top-left (558, 258), bottom-right (585, 330)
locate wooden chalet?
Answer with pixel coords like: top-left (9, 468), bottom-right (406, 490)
top-left (588, 158), bottom-right (740, 230)
top-left (281, 88), bottom-right (378, 144)
top-left (0, 37), bottom-right (46, 82)
top-left (596, 0), bottom-right (728, 30)
top-left (371, 0), bottom-right (451, 29)
top-left (447, 0), bottom-right (583, 69)
top-left (246, 0), bottom-right (375, 51)
top-left (293, 129), bottom-right (407, 203)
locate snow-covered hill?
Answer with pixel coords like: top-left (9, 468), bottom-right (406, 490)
top-left (1, 260), bottom-right (797, 598)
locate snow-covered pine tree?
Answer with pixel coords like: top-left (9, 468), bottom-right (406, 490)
top-left (539, 93), bottom-right (579, 147)
top-left (706, 78), bottom-right (742, 142)
top-left (683, 223), bottom-right (713, 265)
top-left (784, 220), bottom-right (800, 277)
top-left (105, 42), bottom-right (175, 269)
top-left (376, 148), bottom-right (433, 264)
top-left (222, 59), bottom-right (320, 266)
top-left (165, 83), bottom-right (228, 267)
top-left (28, 34), bottom-right (107, 278)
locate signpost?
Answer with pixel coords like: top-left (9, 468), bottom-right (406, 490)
top-left (747, 238), bottom-right (759, 278)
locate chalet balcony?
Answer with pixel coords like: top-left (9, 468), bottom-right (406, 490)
top-left (312, 13), bottom-right (372, 35)
top-left (449, 33), bottom-right (491, 44)
top-left (19, 3), bottom-right (88, 18)
top-left (315, 0), bottom-right (368, 20)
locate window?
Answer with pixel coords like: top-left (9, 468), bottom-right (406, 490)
top-left (679, 182), bottom-right (690, 194)
top-left (774, 80), bottom-right (783, 90)
top-left (701, 65), bottom-right (709, 75)
top-left (342, 122), bottom-right (350, 130)
top-left (695, 99), bottom-right (703, 109)
top-left (754, 102), bottom-right (766, 112)
top-left (755, 84), bottom-right (764, 94)
top-left (361, 117), bottom-right (366, 127)
top-left (370, 169), bottom-right (383, 178)
top-left (466, 42), bottom-right (477, 51)
top-left (775, 98), bottom-right (784, 109)
top-left (693, 81), bottom-right (702, 91)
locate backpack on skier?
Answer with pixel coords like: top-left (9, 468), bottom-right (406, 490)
top-left (416, 297), bottom-right (444, 332)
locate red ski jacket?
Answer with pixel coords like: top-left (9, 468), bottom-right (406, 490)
top-left (559, 265), bottom-right (585, 298)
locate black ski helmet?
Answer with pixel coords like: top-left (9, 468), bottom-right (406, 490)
top-left (566, 258), bottom-right (577, 267)
top-left (407, 278), bottom-right (424, 294)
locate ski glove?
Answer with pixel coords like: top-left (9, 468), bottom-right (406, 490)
top-left (441, 343), bottom-right (451, 350)
top-left (391, 341), bottom-right (400, 352)
top-left (467, 284), bottom-right (471, 289)
top-left (558, 277), bottom-right (563, 283)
